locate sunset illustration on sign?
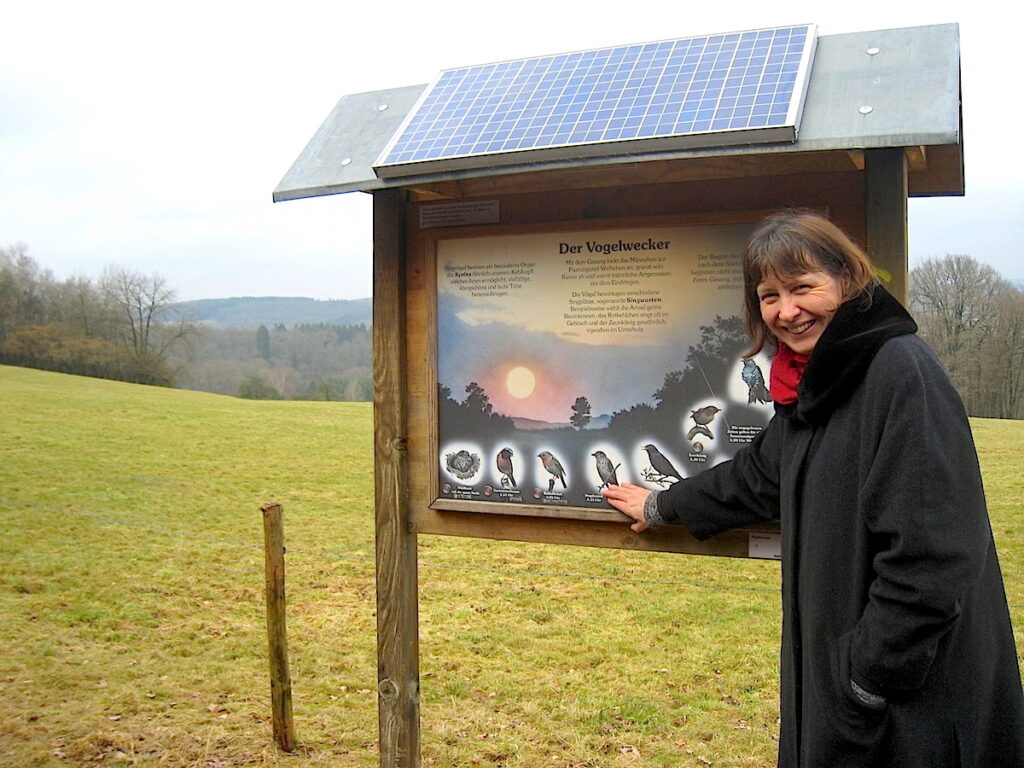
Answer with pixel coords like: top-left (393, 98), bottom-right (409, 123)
top-left (438, 226), bottom-right (751, 424)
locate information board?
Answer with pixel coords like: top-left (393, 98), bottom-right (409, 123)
top-left (434, 223), bottom-right (774, 519)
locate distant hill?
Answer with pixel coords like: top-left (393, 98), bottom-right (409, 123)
top-left (173, 296), bottom-right (372, 328)
top-left (511, 413), bottom-right (612, 431)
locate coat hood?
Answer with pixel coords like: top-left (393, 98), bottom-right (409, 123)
top-left (779, 283), bottom-right (918, 424)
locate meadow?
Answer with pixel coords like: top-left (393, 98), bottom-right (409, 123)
top-left (1, 364), bottom-right (1021, 768)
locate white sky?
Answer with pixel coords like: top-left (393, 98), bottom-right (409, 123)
top-left (2, 1), bottom-right (1021, 301)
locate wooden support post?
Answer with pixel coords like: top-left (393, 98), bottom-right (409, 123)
top-left (261, 502), bottom-right (295, 752)
top-left (865, 148), bottom-right (909, 304)
top-left (373, 188), bottom-right (420, 768)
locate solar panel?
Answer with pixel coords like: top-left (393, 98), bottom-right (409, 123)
top-left (375, 24), bottom-right (817, 178)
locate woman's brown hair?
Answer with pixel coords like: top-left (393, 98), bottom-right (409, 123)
top-left (742, 210), bottom-right (878, 355)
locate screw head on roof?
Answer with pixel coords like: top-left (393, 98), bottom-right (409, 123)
top-left (866, 47), bottom-right (880, 55)
top-left (340, 158), bottom-right (352, 167)
top-left (377, 103), bottom-right (389, 112)
top-left (859, 105), bottom-right (874, 115)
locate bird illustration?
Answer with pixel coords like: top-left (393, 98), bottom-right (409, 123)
top-left (641, 443), bottom-right (682, 485)
top-left (537, 450), bottom-right (567, 491)
top-left (687, 405), bottom-right (721, 441)
top-left (591, 450), bottom-right (620, 490)
top-left (741, 358), bottom-right (772, 404)
top-left (496, 447), bottom-right (516, 488)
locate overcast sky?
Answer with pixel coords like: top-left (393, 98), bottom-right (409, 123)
top-left (3, 1), bottom-right (1020, 301)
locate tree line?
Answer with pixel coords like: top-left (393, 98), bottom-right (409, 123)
top-left (0, 244), bottom-right (372, 400)
top-left (3, 244), bottom-right (1021, 416)
top-left (0, 243), bottom-right (193, 385)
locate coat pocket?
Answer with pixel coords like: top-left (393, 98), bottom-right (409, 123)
top-left (803, 631), bottom-right (889, 763)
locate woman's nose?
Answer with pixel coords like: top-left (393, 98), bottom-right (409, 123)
top-left (778, 296), bottom-right (801, 321)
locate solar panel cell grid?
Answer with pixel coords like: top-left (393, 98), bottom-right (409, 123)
top-left (377, 24), bottom-right (815, 172)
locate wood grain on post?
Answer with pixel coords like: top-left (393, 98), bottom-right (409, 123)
top-left (373, 188), bottom-right (420, 768)
top-left (261, 502), bottom-right (296, 752)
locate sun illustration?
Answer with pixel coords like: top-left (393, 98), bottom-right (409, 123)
top-left (506, 366), bottom-right (536, 399)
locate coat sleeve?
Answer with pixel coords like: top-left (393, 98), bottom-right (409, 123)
top-left (850, 336), bottom-right (993, 696)
top-left (656, 414), bottom-right (782, 540)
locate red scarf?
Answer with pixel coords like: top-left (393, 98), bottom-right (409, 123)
top-left (770, 344), bottom-right (809, 405)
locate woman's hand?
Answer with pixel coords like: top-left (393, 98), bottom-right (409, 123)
top-left (601, 483), bottom-right (653, 533)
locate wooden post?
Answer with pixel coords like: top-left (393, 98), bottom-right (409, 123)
top-left (261, 502), bottom-right (296, 752)
top-left (373, 188), bottom-right (420, 768)
top-left (865, 148), bottom-right (909, 304)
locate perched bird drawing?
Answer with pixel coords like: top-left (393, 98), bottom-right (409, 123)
top-left (641, 443), bottom-right (682, 485)
top-left (591, 450), bottom-right (620, 490)
top-left (496, 447), bottom-right (516, 488)
top-left (741, 358), bottom-right (772, 404)
top-left (687, 405), bottom-right (721, 441)
top-left (537, 450), bottom-right (567, 491)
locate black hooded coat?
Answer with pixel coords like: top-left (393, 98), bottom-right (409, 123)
top-left (655, 285), bottom-right (1024, 767)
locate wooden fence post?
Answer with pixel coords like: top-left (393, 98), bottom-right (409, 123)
top-left (261, 502), bottom-right (296, 752)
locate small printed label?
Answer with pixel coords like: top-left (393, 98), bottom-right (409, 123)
top-left (532, 489), bottom-right (569, 505)
top-left (451, 486), bottom-right (482, 501)
top-left (420, 199), bottom-right (500, 228)
top-left (728, 424), bottom-right (763, 444)
top-left (748, 532), bottom-right (781, 560)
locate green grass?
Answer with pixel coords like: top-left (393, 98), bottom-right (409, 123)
top-left (0, 364), bottom-right (1020, 767)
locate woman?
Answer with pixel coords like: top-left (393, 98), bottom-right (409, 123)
top-left (603, 211), bottom-right (1024, 767)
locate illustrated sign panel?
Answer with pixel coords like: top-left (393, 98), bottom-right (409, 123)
top-left (435, 223), bottom-right (774, 518)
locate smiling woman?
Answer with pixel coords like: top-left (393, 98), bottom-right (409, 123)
top-left (604, 210), bottom-right (1024, 768)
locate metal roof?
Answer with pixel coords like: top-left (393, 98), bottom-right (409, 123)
top-left (273, 23), bottom-right (962, 202)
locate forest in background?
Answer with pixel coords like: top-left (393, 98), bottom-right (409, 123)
top-left (170, 321), bottom-right (371, 401)
top-left (0, 244), bottom-right (372, 401)
top-left (1, 243), bottom-right (1022, 415)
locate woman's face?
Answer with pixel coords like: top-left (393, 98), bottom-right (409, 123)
top-left (756, 269), bottom-right (845, 355)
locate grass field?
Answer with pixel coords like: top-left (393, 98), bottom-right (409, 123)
top-left (1, 364), bottom-right (1021, 768)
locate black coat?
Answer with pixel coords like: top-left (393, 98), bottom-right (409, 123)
top-left (656, 286), bottom-right (1024, 767)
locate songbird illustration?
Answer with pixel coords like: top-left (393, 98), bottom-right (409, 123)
top-left (537, 450), bottom-right (567, 491)
top-left (641, 443), bottom-right (682, 485)
top-left (496, 447), bottom-right (516, 488)
top-left (741, 358), bottom-right (772, 404)
top-left (591, 450), bottom-right (620, 490)
top-left (687, 405), bottom-right (721, 441)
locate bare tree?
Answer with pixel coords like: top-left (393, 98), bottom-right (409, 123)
top-left (986, 287), bottom-right (1024, 418)
top-left (55, 275), bottom-right (115, 339)
top-left (0, 243), bottom-right (55, 338)
top-left (99, 266), bottom-right (197, 356)
top-left (910, 255), bottom-right (1023, 417)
